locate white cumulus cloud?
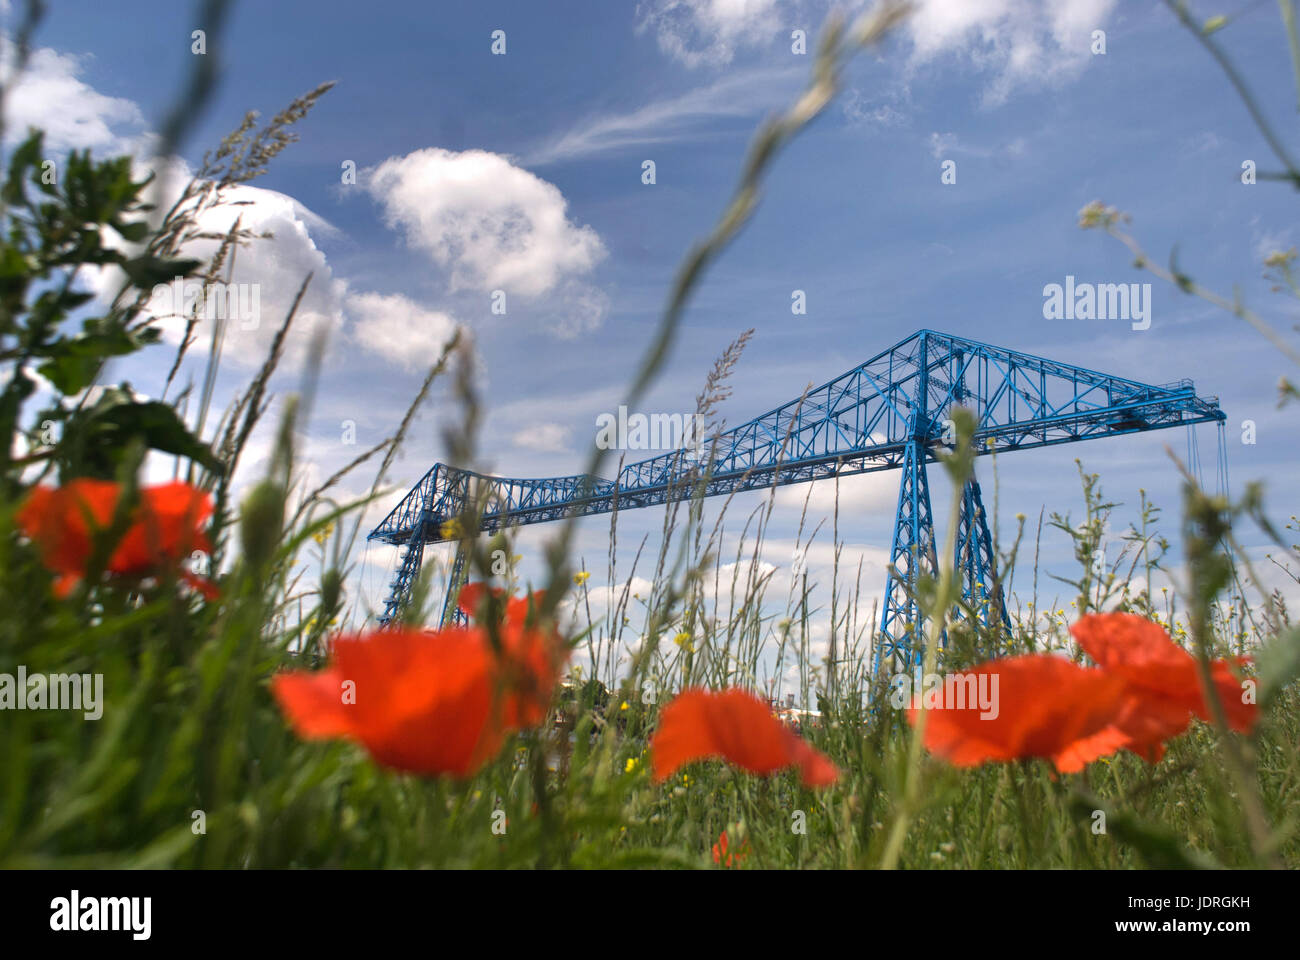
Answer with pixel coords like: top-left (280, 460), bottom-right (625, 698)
top-left (637, 0), bottom-right (1119, 102)
top-left (636, 0), bottom-right (785, 68)
top-left (1, 37), bottom-right (147, 153)
top-left (908, 0), bottom-right (1117, 104)
top-left (366, 148), bottom-right (607, 298)
top-left (510, 422), bottom-right (573, 453)
top-left (116, 176), bottom-right (348, 374)
top-left (345, 290), bottom-right (459, 372)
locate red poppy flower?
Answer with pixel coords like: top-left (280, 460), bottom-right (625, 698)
top-left (1071, 612), bottom-right (1256, 762)
top-left (115, 482), bottom-right (216, 597)
top-left (16, 479), bottom-right (216, 598)
top-left (271, 617), bottom-right (568, 777)
top-left (458, 582), bottom-right (548, 626)
top-left (17, 480), bottom-right (116, 596)
top-left (909, 655), bottom-right (1131, 773)
top-left (712, 828), bottom-right (749, 868)
top-left (914, 614), bottom-right (1260, 774)
top-left (650, 688), bottom-right (838, 787)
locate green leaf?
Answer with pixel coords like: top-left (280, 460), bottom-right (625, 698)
top-left (1070, 793), bottom-right (1219, 868)
top-left (37, 352), bottom-right (102, 396)
top-left (2, 130), bottom-right (43, 207)
top-left (93, 401), bottom-right (223, 474)
top-left (58, 395), bottom-right (222, 479)
top-left (112, 219), bottom-right (151, 244)
top-left (34, 323), bottom-right (143, 394)
top-left (120, 255), bottom-right (201, 291)
top-left (0, 243), bottom-right (34, 279)
top-left (0, 245), bottom-right (34, 322)
top-left (1256, 626), bottom-right (1300, 707)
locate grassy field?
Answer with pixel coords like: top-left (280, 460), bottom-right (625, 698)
top-left (2, 469), bottom-right (1298, 869)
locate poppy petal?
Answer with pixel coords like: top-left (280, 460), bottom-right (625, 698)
top-left (1072, 612), bottom-right (1258, 748)
top-left (457, 582), bottom-right (503, 620)
top-left (910, 655), bottom-right (1131, 772)
top-left (651, 688), bottom-right (838, 788)
top-left (271, 616), bottom-right (569, 778)
top-left (180, 570), bottom-right (221, 600)
top-left (112, 482), bottom-right (213, 574)
top-left (16, 480), bottom-right (119, 585)
top-left (271, 668), bottom-right (354, 738)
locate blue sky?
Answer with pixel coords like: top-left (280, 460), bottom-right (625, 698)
top-left (7, 0), bottom-right (1299, 682)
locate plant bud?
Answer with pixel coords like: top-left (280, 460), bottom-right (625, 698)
top-left (318, 566), bottom-right (343, 619)
top-left (240, 481), bottom-right (284, 570)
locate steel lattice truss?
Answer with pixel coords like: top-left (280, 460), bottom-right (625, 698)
top-left (369, 329), bottom-right (1224, 667)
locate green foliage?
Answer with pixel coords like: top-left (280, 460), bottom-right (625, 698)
top-left (57, 389), bottom-right (221, 480)
top-left (0, 129), bottom-right (213, 486)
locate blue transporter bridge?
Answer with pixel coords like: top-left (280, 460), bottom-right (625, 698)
top-left (369, 329), bottom-right (1225, 676)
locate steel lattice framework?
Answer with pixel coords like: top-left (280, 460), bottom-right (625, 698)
top-left (369, 329), bottom-right (1224, 673)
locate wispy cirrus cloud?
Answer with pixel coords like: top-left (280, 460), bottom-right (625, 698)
top-left (525, 65), bottom-right (804, 165)
top-left (928, 130), bottom-right (1026, 159)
